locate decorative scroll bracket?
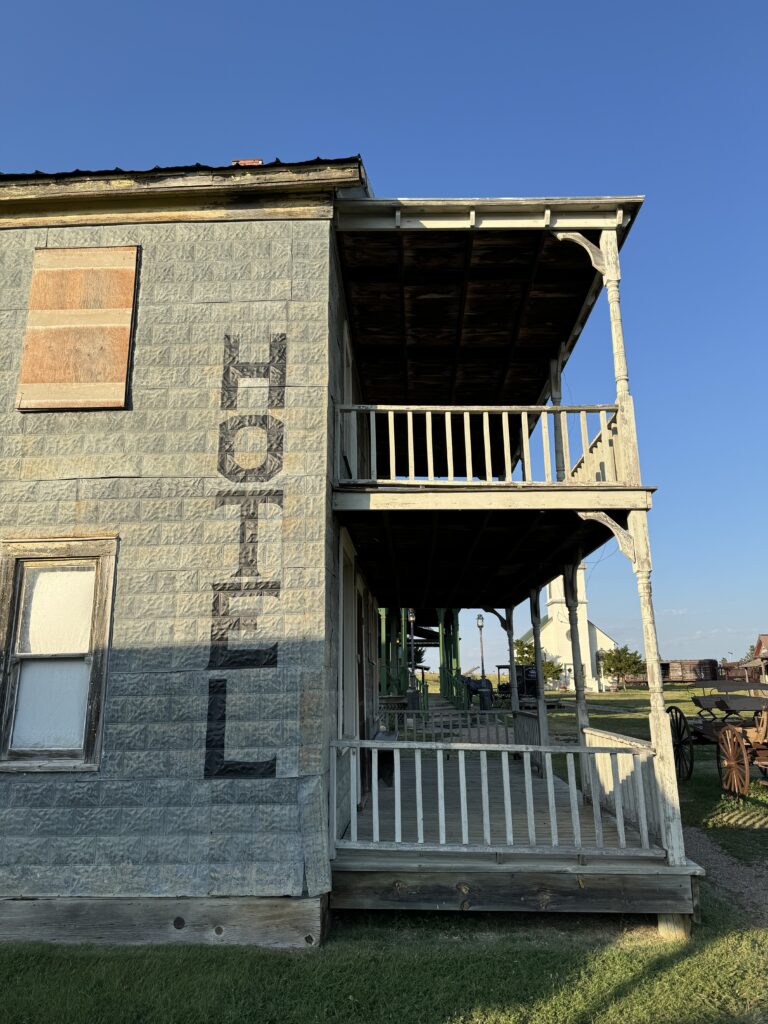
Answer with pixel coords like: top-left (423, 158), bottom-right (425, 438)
top-left (577, 511), bottom-right (635, 565)
top-left (551, 231), bottom-right (606, 274)
top-left (551, 230), bottom-right (621, 282)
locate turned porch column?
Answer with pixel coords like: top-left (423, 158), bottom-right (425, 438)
top-left (388, 612), bottom-right (399, 694)
top-left (437, 607), bottom-right (446, 699)
top-left (553, 229), bottom-right (642, 486)
top-left (598, 230), bottom-right (629, 399)
top-left (599, 230), bottom-right (641, 485)
top-left (563, 563), bottom-right (590, 738)
top-left (378, 608), bottom-right (388, 694)
top-left (452, 609), bottom-right (462, 675)
top-left (550, 356), bottom-right (566, 482)
top-left (529, 588), bottom-right (550, 744)
top-left (629, 510), bottom-right (686, 866)
top-left (505, 606), bottom-right (520, 712)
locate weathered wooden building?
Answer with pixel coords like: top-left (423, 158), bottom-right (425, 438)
top-left (661, 660), bottom-right (718, 683)
top-left (0, 157), bottom-right (700, 945)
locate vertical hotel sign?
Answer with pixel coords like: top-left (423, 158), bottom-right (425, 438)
top-left (204, 333), bottom-right (287, 778)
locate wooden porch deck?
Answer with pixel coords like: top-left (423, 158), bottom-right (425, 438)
top-left (330, 737), bottom-right (702, 917)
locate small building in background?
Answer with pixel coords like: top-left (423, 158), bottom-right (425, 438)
top-left (660, 659), bottom-right (718, 683)
top-left (723, 634), bottom-right (768, 684)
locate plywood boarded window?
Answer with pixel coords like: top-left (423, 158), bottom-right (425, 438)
top-left (17, 246), bottom-right (139, 410)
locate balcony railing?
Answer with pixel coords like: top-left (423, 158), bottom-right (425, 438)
top-left (335, 404), bottom-right (627, 487)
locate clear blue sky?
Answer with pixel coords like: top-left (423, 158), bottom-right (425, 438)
top-left (2, 1), bottom-right (765, 666)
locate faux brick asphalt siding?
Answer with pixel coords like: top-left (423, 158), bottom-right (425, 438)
top-left (0, 220), bottom-right (334, 897)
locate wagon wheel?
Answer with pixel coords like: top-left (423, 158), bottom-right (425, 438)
top-left (666, 705), bottom-right (694, 782)
top-left (716, 725), bottom-right (750, 798)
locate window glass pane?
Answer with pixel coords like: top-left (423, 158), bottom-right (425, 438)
top-left (11, 658), bottom-right (89, 750)
top-left (17, 563), bottom-right (96, 655)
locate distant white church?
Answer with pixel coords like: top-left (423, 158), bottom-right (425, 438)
top-left (521, 565), bottom-right (617, 691)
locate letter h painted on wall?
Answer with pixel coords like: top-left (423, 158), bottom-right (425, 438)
top-left (218, 333), bottom-right (286, 482)
top-left (209, 334), bottom-right (287, 671)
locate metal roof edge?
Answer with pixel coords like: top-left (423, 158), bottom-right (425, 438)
top-left (336, 195), bottom-right (645, 208)
top-left (0, 154), bottom-right (366, 184)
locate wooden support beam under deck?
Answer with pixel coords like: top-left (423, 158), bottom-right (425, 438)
top-left (330, 866), bottom-right (696, 916)
top-left (333, 487), bottom-right (653, 512)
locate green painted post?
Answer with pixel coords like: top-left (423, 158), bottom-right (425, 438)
top-left (399, 607), bottom-right (409, 694)
top-left (389, 613), bottom-right (398, 694)
top-left (437, 608), bottom-right (446, 699)
top-left (444, 613), bottom-right (452, 700)
top-left (379, 608), bottom-right (388, 695)
top-left (453, 609), bottom-right (462, 675)
top-left (451, 609), bottom-right (465, 708)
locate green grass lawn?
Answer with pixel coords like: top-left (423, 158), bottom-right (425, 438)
top-left (4, 686), bottom-right (768, 1024)
top-left (1, 898), bottom-right (766, 1024)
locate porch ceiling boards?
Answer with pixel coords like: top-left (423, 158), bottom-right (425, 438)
top-left (338, 508), bottom-right (621, 610)
top-left (334, 201), bottom-right (641, 408)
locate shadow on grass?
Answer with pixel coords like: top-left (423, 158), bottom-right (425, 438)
top-left (1, 894), bottom-right (766, 1024)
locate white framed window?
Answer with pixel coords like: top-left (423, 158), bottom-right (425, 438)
top-left (0, 538), bottom-right (117, 770)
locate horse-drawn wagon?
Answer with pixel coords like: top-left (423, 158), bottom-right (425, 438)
top-left (666, 683), bottom-right (768, 796)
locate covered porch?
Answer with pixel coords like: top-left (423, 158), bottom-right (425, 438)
top-left (331, 495), bottom-right (698, 932)
top-left (329, 196), bottom-right (699, 934)
top-left (329, 713), bottom-right (702, 921)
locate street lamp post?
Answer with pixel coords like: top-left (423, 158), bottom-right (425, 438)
top-left (476, 612), bottom-right (493, 709)
top-left (476, 613), bottom-right (485, 680)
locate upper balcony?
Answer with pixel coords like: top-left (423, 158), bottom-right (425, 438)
top-left (333, 401), bottom-right (649, 512)
top-left (332, 195), bottom-right (649, 514)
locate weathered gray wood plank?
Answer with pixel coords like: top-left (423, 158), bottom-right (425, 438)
top-left (330, 871), bottom-right (694, 915)
top-left (0, 897), bottom-right (328, 948)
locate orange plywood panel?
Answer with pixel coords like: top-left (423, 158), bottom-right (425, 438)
top-left (17, 246), bottom-right (138, 410)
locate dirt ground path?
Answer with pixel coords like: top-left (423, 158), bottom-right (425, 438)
top-left (684, 825), bottom-right (768, 925)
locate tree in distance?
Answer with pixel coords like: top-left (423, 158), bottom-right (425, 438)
top-left (598, 645), bottom-right (646, 689)
top-left (514, 639), bottom-right (561, 683)
top-left (514, 639), bottom-right (535, 665)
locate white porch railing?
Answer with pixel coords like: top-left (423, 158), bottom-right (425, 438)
top-left (569, 411), bottom-right (620, 484)
top-left (379, 708), bottom-right (540, 746)
top-left (335, 404), bottom-right (623, 486)
top-left (330, 737), bottom-right (660, 858)
top-left (583, 727), bottom-right (661, 845)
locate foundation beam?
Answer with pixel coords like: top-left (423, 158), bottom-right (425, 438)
top-left (0, 896), bottom-right (329, 948)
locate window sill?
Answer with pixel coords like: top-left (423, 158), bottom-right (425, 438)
top-left (0, 759), bottom-right (99, 773)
